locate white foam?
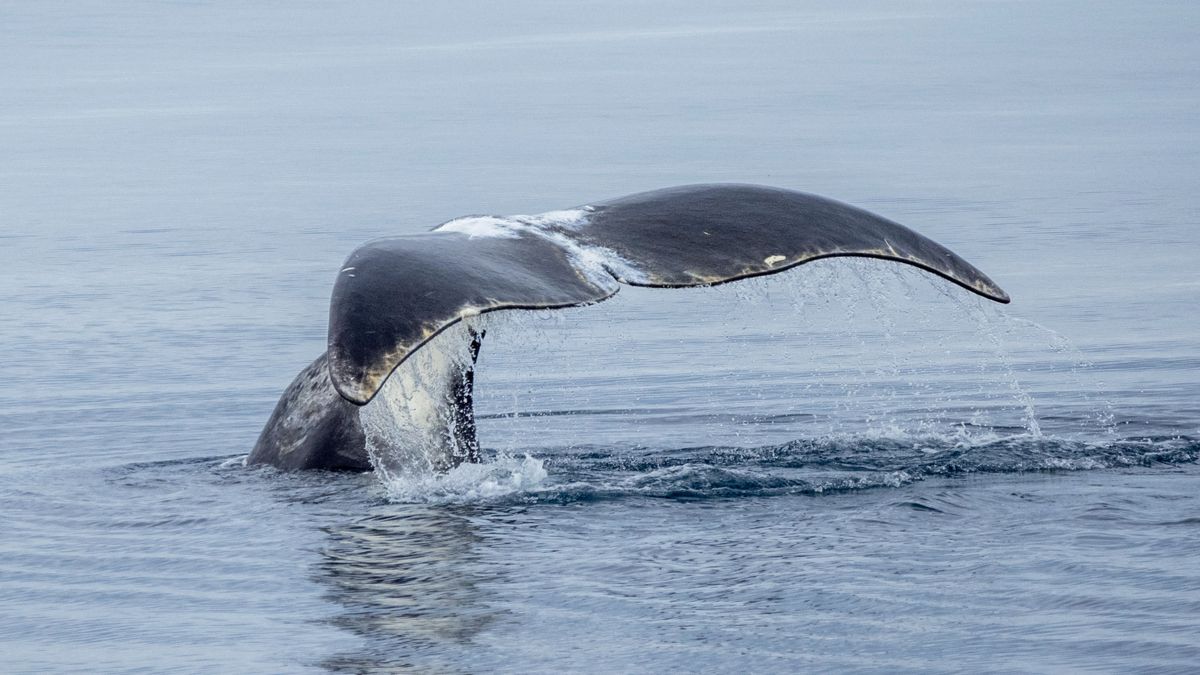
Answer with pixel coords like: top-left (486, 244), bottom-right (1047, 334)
top-left (376, 453), bottom-right (548, 504)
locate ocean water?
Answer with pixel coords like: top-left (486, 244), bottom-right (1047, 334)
top-left (2, 1), bottom-right (1198, 672)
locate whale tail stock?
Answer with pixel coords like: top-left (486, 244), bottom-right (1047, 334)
top-left (249, 184), bottom-right (1010, 471)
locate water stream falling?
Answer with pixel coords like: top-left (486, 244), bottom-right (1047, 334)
top-left (359, 319), bottom-right (550, 502)
top-left (359, 322), bottom-right (479, 477)
top-left (354, 258), bottom-right (1145, 504)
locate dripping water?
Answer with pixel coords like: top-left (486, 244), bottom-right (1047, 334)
top-left (359, 319), bottom-right (551, 502)
top-left (357, 258), bottom-right (1135, 502)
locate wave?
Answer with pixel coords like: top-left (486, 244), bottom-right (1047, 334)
top-left (366, 431), bottom-right (1198, 505)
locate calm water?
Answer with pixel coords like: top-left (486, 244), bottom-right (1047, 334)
top-left (2, 1), bottom-right (1198, 672)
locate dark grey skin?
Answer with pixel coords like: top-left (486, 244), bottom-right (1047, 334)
top-left (247, 353), bottom-right (370, 471)
top-left (327, 230), bottom-right (614, 405)
top-left (248, 184), bottom-right (1010, 471)
top-left (579, 184), bottom-right (1011, 296)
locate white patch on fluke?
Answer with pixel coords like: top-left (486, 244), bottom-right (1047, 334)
top-left (530, 228), bottom-right (648, 289)
top-left (764, 254), bottom-right (787, 266)
top-left (516, 207), bottom-right (648, 285)
top-left (513, 207), bottom-right (592, 229)
top-left (433, 206), bottom-right (646, 287)
top-left (435, 215), bottom-right (523, 239)
top-left (434, 207), bottom-right (592, 239)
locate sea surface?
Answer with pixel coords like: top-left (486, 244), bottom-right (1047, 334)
top-left (2, 1), bottom-right (1198, 672)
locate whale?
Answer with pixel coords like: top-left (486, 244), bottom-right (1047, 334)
top-left (247, 184), bottom-right (1010, 471)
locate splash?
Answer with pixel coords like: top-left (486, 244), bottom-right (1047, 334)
top-left (358, 319), bottom-right (553, 503)
top-left (359, 322), bottom-right (480, 480)
top-left (372, 453), bottom-right (548, 504)
top-left (355, 257), bottom-right (1129, 503)
top-left (773, 260), bottom-right (1115, 440)
top-left (508, 431), bottom-right (1200, 504)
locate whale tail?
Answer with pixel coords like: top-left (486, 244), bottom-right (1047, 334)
top-left (328, 184), bottom-right (1009, 406)
top-left (251, 184), bottom-right (1011, 471)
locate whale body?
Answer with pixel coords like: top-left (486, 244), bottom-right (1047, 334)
top-left (247, 184), bottom-right (1009, 472)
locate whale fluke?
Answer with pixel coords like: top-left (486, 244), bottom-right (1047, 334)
top-left (328, 230), bottom-right (616, 405)
top-left (250, 184), bottom-right (1011, 471)
top-left (327, 184), bottom-right (1008, 407)
top-left (580, 184), bottom-right (1011, 301)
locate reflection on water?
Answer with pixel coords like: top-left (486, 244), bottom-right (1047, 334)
top-left (317, 508), bottom-right (496, 672)
top-left (292, 463), bottom-right (1200, 673)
